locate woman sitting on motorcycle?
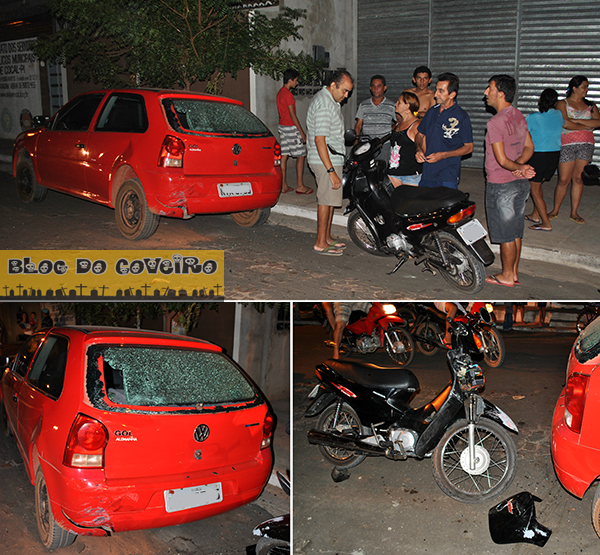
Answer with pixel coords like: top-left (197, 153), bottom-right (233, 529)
top-left (322, 302), bottom-right (372, 359)
top-left (434, 302), bottom-right (468, 347)
top-left (388, 91), bottom-right (423, 187)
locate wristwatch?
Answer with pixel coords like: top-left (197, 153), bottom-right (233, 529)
top-left (327, 167), bottom-right (335, 173)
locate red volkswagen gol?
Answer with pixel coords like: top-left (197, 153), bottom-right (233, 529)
top-left (552, 315), bottom-right (600, 538)
top-left (0, 327), bottom-right (273, 549)
top-left (13, 89), bottom-right (282, 239)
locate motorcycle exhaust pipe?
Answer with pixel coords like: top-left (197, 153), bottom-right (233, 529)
top-left (307, 429), bottom-right (387, 456)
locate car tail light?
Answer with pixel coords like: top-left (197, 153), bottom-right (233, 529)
top-left (447, 204), bottom-right (476, 224)
top-left (274, 142), bottom-right (281, 166)
top-left (564, 373), bottom-right (589, 433)
top-left (63, 413), bottom-right (109, 468)
top-left (158, 135), bottom-right (185, 168)
top-left (261, 412), bottom-right (274, 450)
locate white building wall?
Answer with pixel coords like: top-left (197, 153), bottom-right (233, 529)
top-left (253, 0), bottom-right (358, 141)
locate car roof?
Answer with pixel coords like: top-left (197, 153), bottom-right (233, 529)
top-left (46, 326), bottom-right (223, 351)
top-left (77, 88), bottom-right (244, 106)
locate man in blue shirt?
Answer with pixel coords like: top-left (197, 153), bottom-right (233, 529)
top-left (415, 73), bottom-right (473, 189)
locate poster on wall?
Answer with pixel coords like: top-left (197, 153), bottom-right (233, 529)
top-left (0, 38), bottom-right (43, 141)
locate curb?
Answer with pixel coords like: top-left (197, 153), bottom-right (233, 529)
top-left (272, 203), bottom-right (600, 275)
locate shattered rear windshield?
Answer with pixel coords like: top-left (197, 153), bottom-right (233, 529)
top-left (87, 345), bottom-right (256, 408)
top-left (162, 98), bottom-right (270, 136)
top-left (575, 316), bottom-right (600, 363)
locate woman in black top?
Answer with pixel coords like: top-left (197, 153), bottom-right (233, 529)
top-left (388, 91), bottom-right (423, 187)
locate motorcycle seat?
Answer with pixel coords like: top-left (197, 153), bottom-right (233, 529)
top-left (390, 185), bottom-right (468, 216)
top-left (325, 359), bottom-right (420, 391)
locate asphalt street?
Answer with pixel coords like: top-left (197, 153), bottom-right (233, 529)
top-left (1, 166), bottom-right (599, 301)
top-left (293, 321), bottom-right (598, 555)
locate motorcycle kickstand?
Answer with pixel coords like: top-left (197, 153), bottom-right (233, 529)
top-left (388, 254), bottom-right (409, 275)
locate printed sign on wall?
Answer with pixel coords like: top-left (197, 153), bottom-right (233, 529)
top-left (1, 250), bottom-right (224, 299)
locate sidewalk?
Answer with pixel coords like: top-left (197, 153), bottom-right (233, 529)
top-left (273, 164), bottom-right (600, 275)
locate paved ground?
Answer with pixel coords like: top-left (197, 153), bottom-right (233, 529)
top-left (293, 321), bottom-right (599, 555)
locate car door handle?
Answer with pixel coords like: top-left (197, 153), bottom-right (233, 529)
top-left (75, 143), bottom-right (85, 149)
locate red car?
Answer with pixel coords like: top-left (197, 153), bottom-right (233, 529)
top-left (13, 89), bottom-right (282, 239)
top-left (552, 315), bottom-right (600, 537)
top-left (0, 327), bottom-right (273, 549)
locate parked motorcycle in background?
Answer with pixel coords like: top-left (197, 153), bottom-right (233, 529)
top-left (329, 132), bottom-right (494, 293)
top-left (455, 303), bottom-right (505, 368)
top-left (324, 302), bottom-right (416, 366)
top-left (305, 310), bottom-right (518, 503)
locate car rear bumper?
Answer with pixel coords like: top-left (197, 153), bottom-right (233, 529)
top-left (43, 453), bottom-right (272, 536)
top-left (551, 390), bottom-right (599, 498)
top-left (137, 170), bottom-right (282, 218)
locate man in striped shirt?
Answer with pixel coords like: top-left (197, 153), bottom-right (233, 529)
top-left (307, 70), bottom-right (354, 256)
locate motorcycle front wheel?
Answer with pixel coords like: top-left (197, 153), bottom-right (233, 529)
top-left (316, 403), bottom-right (367, 470)
top-left (432, 417), bottom-right (517, 503)
top-left (347, 212), bottom-right (388, 257)
top-left (415, 322), bottom-right (442, 356)
top-left (482, 327), bottom-right (506, 368)
top-left (427, 231), bottom-right (485, 293)
top-left (384, 325), bottom-right (415, 366)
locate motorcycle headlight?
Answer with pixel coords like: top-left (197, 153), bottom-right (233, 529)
top-left (383, 304), bottom-right (397, 315)
top-left (355, 142), bottom-right (371, 156)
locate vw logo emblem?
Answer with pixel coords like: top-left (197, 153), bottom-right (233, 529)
top-left (194, 424), bottom-right (210, 442)
top-left (232, 143), bottom-right (242, 155)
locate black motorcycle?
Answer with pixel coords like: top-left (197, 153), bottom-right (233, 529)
top-left (305, 313), bottom-right (518, 503)
top-left (332, 131), bottom-right (494, 293)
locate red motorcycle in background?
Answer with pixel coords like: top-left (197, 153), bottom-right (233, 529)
top-left (325, 302), bottom-right (415, 366)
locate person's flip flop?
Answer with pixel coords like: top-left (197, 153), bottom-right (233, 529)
top-left (296, 188), bottom-right (314, 195)
top-left (485, 275), bottom-right (514, 288)
top-left (314, 245), bottom-right (343, 256)
top-left (549, 214), bottom-right (558, 220)
top-left (282, 187), bottom-right (293, 193)
top-left (524, 215), bottom-right (541, 224)
top-left (570, 216), bottom-right (585, 224)
top-left (529, 225), bottom-right (552, 231)
top-left (330, 242), bottom-right (346, 249)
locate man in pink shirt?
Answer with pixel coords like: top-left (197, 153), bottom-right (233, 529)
top-left (277, 69), bottom-right (313, 194)
top-left (483, 74), bottom-right (535, 288)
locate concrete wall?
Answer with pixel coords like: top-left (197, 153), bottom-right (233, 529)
top-left (253, 0), bottom-right (358, 140)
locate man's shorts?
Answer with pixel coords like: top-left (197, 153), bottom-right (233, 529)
top-left (485, 179), bottom-right (531, 244)
top-left (528, 151), bottom-right (560, 182)
top-left (334, 302), bottom-right (372, 324)
top-left (419, 177), bottom-right (459, 189)
top-left (278, 125), bottom-right (307, 157)
top-left (310, 163), bottom-right (343, 207)
top-left (559, 142), bottom-right (594, 164)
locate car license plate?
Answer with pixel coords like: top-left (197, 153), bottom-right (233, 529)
top-left (164, 482), bottom-right (222, 513)
top-left (218, 182), bottom-right (253, 198)
top-left (456, 219), bottom-right (487, 245)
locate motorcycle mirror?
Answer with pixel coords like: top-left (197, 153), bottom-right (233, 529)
top-left (344, 128), bottom-right (357, 145)
top-left (489, 492), bottom-right (552, 547)
top-left (480, 308), bottom-right (492, 324)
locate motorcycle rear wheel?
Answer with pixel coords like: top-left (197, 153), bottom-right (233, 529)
top-left (347, 212), bottom-right (388, 257)
top-left (415, 322), bottom-right (442, 356)
top-left (384, 325), bottom-right (415, 366)
top-left (432, 417), bottom-right (517, 503)
top-left (482, 327), bottom-right (506, 368)
top-left (428, 231), bottom-right (485, 293)
top-left (316, 403), bottom-right (367, 469)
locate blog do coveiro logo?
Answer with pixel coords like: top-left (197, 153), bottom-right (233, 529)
top-left (1, 250), bottom-right (224, 299)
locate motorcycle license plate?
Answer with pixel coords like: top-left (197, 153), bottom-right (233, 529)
top-left (457, 219), bottom-right (487, 245)
top-left (164, 482), bottom-right (222, 513)
top-left (218, 182), bottom-right (253, 197)
top-left (308, 384), bottom-right (321, 399)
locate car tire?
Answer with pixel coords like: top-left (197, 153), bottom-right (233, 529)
top-left (230, 207), bottom-right (270, 227)
top-left (35, 468), bottom-right (77, 549)
top-left (592, 483), bottom-right (600, 538)
top-left (115, 179), bottom-right (160, 240)
top-left (16, 159), bottom-right (47, 203)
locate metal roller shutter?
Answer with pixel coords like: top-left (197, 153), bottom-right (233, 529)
top-left (358, 0), bottom-right (600, 168)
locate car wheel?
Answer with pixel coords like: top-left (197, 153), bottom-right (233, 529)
top-left (592, 483), bottom-right (600, 538)
top-left (16, 159), bottom-right (47, 203)
top-left (230, 207), bottom-right (270, 227)
top-left (35, 468), bottom-right (77, 549)
top-left (115, 179), bottom-right (160, 240)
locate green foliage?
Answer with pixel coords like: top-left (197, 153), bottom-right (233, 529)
top-left (33, 0), bottom-right (322, 91)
